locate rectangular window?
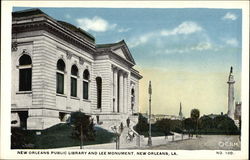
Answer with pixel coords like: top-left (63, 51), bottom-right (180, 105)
top-left (56, 72), bottom-right (64, 94)
top-left (19, 68), bottom-right (32, 91)
top-left (83, 81), bottom-right (89, 99)
top-left (71, 77), bottom-right (77, 97)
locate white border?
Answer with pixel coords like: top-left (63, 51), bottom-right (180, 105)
top-left (1, 1), bottom-right (249, 160)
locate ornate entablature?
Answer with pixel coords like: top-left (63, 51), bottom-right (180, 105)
top-left (12, 9), bottom-right (96, 55)
top-left (131, 68), bottom-right (143, 80)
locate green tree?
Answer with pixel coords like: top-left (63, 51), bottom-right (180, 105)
top-left (134, 113), bottom-right (149, 134)
top-left (199, 115), bottom-right (214, 132)
top-left (190, 108), bottom-right (200, 137)
top-left (70, 111), bottom-right (95, 148)
top-left (155, 118), bottom-right (171, 136)
top-left (213, 115), bottom-right (238, 134)
top-left (183, 118), bottom-right (195, 137)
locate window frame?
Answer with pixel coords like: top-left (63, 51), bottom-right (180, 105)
top-left (131, 88), bottom-right (135, 110)
top-left (56, 59), bottom-right (66, 95)
top-left (96, 77), bottom-right (102, 109)
top-left (18, 54), bottom-right (32, 92)
top-left (83, 69), bottom-right (90, 100)
top-left (70, 65), bottom-right (78, 97)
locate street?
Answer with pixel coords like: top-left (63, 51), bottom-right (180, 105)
top-left (147, 135), bottom-right (240, 150)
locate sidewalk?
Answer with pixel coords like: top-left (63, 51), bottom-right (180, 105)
top-left (57, 132), bottom-right (192, 150)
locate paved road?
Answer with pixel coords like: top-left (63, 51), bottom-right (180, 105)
top-left (147, 135), bottom-right (240, 150)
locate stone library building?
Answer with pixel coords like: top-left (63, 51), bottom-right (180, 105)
top-left (11, 9), bottom-right (142, 130)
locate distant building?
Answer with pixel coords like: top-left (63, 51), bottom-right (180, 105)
top-left (142, 103), bottom-right (185, 123)
top-left (155, 103), bottom-right (185, 121)
top-left (234, 101), bottom-right (241, 120)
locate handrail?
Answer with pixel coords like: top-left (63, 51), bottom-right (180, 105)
top-left (130, 126), bottom-right (143, 147)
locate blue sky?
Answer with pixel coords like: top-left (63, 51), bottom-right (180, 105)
top-left (13, 7), bottom-right (242, 116)
top-left (13, 7), bottom-right (242, 73)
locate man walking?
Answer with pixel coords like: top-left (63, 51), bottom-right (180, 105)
top-left (126, 117), bottom-right (130, 128)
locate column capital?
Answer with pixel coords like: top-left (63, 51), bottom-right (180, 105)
top-left (111, 64), bottom-right (118, 70)
top-left (112, 64), bottom-right (129, 75)
top-left (124, 72), bottom-right (128, 77)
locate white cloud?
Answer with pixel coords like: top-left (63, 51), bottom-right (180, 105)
top-left (224, 38), bottom-right (239, 47)
top-left (161, 21), bottom-right (203, 36)
top-left (128, 32), bottom-right (156, 48)
top-left (154, 41), bottom-right (214, 55)
top-left (76, 16), bottom-right (117, 32)
top-left (222, 12), bottom-right (237, 21)
top-left (191, 42), bottom-right (212, 51)
top-left (128, 21), bottom-right (203, 48)
top-left (118, 28), bottom-right (131, 33)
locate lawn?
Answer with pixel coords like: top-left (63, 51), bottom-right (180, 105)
top-left (11, 123), bottom-right (116, 149)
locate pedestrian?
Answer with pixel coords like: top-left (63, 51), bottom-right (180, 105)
top-left (126, 117), bottom-right (130, 128)
top-left (164, 130), bottom-right (168, 139)
top-left (120, 122), bottom-right (124, 131)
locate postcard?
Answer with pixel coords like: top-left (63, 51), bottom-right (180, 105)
top-left (1, 1), bottom-right (249, 160)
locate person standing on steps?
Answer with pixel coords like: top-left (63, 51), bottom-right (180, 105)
top-left (126, 117), bottom-right (130, 128)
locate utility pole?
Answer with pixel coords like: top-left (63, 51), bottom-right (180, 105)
top-left (148, 81), bottom-right (152, 146)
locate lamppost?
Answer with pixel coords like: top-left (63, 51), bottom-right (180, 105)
top-left (148, 81), bottom-right (152, 146)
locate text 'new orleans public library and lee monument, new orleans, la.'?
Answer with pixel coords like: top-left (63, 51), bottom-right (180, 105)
top-left (11, 9), bottom-right (241, 131)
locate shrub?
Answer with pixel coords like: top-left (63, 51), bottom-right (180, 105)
top-left (70, 111), bottom-right (95, 141)
top-left (134, 113), bottom-right (149, 134)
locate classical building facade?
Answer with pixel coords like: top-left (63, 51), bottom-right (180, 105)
top-left (11, 9), bottom-right (142, 130)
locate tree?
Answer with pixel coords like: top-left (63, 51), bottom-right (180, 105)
top-left (190, 108), bottom-right (200, 137)
top-left (155, 118), bottom-right (171, 136)
top-left (70, 111), bottom-right (95, 148)
top-left (199, 115), bottom-right (214, 132)
top-left (183, 118), bottom-right (195, 137)
top-left (213, 115), bottom-right (238, 134)
top-left (134, 113), bottom-right (149, 134)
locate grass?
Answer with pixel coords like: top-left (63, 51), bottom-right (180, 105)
top-left (12, 123), bottom-right (115, 149)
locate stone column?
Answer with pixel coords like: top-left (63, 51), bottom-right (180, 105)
top-left (119, 71), bottom-right (124, 113)
top-left (123, 74), bottom-right (128, 113)
top-left (113, 68), bottom-right (118, 112)
top-left (227, 67), bottom-right (235, 119)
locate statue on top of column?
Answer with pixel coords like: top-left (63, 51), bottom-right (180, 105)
top-left (230, 66), bottom-right (233, 74)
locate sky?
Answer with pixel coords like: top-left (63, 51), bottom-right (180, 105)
top-left (13, 7), bottom-right (242, 117)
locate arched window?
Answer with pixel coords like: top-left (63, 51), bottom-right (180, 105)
top-left (56, 59), bottom-right (65, 94)
top-left (71, 65), bottom-right (78, 97)
top-left (19, 54), bottom-right (32, 91)
top-left (131, 88), bottom-right (135, 111)
top-left (96, 77), bottom-right (102, 109)
top-left (83, 69), bottom-right (90, 100)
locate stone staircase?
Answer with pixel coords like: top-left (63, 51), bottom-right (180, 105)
top-left (119, 126), bottom-right (145, 149)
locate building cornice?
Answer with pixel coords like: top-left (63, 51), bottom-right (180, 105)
top-left (131, 68), bottom-right (143, 80)
top-left (12, 16), bottom-right (96, 55)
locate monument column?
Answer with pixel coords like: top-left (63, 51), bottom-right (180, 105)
top-left (113, 68), bottom-right (118, 112)
top-left (124, 74), bottom-right (128, 113)
top-left (227, 66), bottom-right (235, 119)
top-left (119, 71), bottom-right (124, 113)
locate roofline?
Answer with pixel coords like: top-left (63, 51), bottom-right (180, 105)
top-left (96, 40), bottom-right (136, 65)
top-left (12, 8), bottom-right (95, 43)
top-left (131, 68), bottom-right (143, 79)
